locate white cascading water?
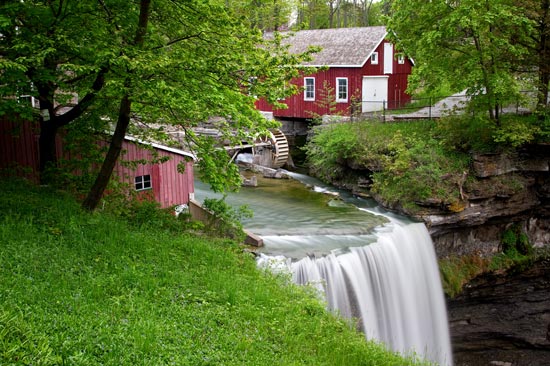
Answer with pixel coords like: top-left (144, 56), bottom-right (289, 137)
top-left (260, 222), bottom-right (453, 366)
top-left (195, 168), bottom-right (452, 365)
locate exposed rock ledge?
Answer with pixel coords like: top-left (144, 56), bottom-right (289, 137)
top-left (448, 258), bottom-right (550, 366)
top-left (329, 144), bottom-right (549, 257)
top-left (422, 144), bottom-right (549, 257)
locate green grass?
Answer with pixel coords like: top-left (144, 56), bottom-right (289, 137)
top-left (0, 177), bottom-right (423, 365)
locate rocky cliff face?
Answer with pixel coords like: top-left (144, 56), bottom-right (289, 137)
top-left (447, 258), bottom-right (550, 366)
top-left (422, 144), bottom-right (549, 257)
top-left (326, 143), bottom-right (550, 257)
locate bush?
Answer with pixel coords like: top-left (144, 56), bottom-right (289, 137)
top-left (305, 120), bottom-right (470, 213)
top-left (435, 114), bottom-right (496, 153)
top-left (203, 196), bottom-right (253, 240)
top-left (500, 224), bottom-right (533, 256)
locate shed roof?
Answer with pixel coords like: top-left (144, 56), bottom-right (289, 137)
top-left (278, 26), bottom-right (387, 67)
top-left (124, 135), bottom-right (196, 161)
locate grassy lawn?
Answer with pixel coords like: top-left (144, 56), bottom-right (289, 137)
top-left (0, 177), bottom-right (422, 365)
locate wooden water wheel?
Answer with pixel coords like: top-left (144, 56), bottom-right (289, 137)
top-left (254, 129), bottom-right (289, 168)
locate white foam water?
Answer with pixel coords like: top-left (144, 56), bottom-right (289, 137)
top-left (260, 222), bottom-right (452, 366)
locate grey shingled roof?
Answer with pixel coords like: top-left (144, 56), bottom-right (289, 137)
top-left (280, 26), bottom-right (387, 67)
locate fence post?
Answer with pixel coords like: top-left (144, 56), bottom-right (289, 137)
top-left (429, 97), bottom-right (432, 120)
top-left (383, 100), bottom-right (386, 122)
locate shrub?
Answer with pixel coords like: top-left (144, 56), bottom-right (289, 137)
top-left (500, 224), bottom-right (533, 256)
top-left (435, 114), bottom-right (496, 153)
top-left (203, 196), bottom-right (253, 240)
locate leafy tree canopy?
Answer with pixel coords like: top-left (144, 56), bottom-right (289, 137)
top-left (387, 0), bottom-right (536, 121)
top-left (1, 0), bottom-right (315, 208)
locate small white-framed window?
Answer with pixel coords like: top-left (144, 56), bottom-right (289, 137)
top-left (304, 77), bottom-right (315, 101)
top-left (336, 78), bottom-right (348, 103)
top-left (397, 54), bottom-right (405, 64)
top-left (371, 52), bottom-right (379, 65)
top-left (135, 174), bottom-right (152, 191)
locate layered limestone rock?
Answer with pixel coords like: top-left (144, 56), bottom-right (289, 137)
top-left (448, 258), bottom-right (550, 366)
top-left (422, 144), bottom-right (549, 257)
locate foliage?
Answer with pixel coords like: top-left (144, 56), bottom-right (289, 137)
top-left (203, 196), bottom-right (253, 240)
top-left (295, 0), bottom-right (386, 30)
top-left (435, 114), bottom-right (497, 153)
top-left (306, 120), bottom-right (470, 213)
top-left (500, 223), bottom-right (533, 257)
top-left (227, 0), bottom-right (293, 31)
top-left (387, 0), bottom-right (535, 121)
top-left (0, 177), bottom-right (421, 365)
top-left (305, 122), bottom-right (363, 180)
top-left (439, 255), bottom-right (490, 298)
top-left (439, 224), bottom-right (536, 298)
top-left (0, 0), bottom-right (317, 208)
top-left (493, 115), bottom-right (542, 148)
top-left (435, 113), bottom-right (549, 153)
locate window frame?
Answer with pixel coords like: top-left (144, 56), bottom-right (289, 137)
top-left (371, 52), bottom-right (379, 65)
top-left (397, 54), bottom-right (405, 64)
top-left (135, 174), bottom-right (152, 191)
top-left (336, 77), bottom-right (348, 103)
top-left (304, 77), bottom-right (315, 101)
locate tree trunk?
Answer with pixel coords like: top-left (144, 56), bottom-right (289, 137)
top-left (37, 84), bottom-right (58, 184)
top-left (538, 0), bottom-right (550, 109)
top-left (81, 0), bottom-right (151, 211)
top-left (38, 116), bottom-right (58, 183)
top-left (82, 95), bottom-right (131, 211)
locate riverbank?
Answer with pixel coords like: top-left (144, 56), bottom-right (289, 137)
top-left (304, 118), bottom-right (549, 258)
top-left (302, 116), bottom-right (550, 364)
top-left (0, 177), bottom-right (420, 365)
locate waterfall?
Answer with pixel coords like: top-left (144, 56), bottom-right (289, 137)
top-left (260, 222), bottom-right (453, 366)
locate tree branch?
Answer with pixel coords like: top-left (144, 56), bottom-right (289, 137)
top-left (56, 66), bottom-right (108, 127)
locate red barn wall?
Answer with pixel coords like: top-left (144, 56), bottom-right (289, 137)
top-left (1, 117), bottom-right (194, 208)
top-left (0, 117), bottom-right (62, 182)
top-left (102, 141), bottom-right (195, 208)
top-left (256, 40), bottom-right (413, 119)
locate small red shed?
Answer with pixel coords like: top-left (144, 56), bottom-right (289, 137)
top-left (114, 136), bottom-right (196, 209)
top-left (0, 117), bottom-right (196, 208)
top-left (256, 26), bottom-right (413, 119)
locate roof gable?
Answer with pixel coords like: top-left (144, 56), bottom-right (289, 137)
top-left (280, 26), bottom-right (387, 67)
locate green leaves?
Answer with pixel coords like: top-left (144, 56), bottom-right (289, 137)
top-left (387, 0), bottom-right (535, 121)
top-left (2, 0), bottom-right (315, 196)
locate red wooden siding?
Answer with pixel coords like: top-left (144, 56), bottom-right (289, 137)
top-left (256, 40), bottom-right (413, 119)
top-left (0, 117), bottom-right (62, 182)
top-left (113, 141), bottom-right (195, 208)
top-left (1, 117), bottom-right (195, 208)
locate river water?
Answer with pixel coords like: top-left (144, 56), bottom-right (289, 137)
top-left (194, 170), bottom-right (452, 365)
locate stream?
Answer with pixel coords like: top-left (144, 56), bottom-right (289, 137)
top-left (194, 170), bottom-right (452, 365)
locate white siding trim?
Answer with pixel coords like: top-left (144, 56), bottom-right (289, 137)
top-left (384, 43), bottom-right (393, 74)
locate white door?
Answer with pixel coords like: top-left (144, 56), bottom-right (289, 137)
top-left (362, 76), bottom-right (388, 112)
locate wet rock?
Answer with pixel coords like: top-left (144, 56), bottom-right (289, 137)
top-left (241, 175), bottom-right (257, 187)
top-left (448, 259), bottom-right (550, 366)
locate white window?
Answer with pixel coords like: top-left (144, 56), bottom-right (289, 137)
top-left (304, 77), bottom-right (315, 101)
top-left (135, 174), bottom-right (152, 191)
top-left (371, 52), bottom-right (379, 65)
top-left (336, 78), bottom-right (348, 103)
top-left (398, 54), bottom-right (405, 64)
top-left (384, 43), bottom-right (393, 74)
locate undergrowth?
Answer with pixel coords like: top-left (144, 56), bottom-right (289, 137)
top-left (305, 114), bottom-right (548, 214)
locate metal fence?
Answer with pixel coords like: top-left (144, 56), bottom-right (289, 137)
top-left (356, 91), bottom-right (538, 122)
